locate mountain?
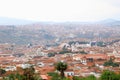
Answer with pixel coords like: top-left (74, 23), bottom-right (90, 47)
top-left (0, 17), bottom-right (120, 25)
top-left (0, 18), bottom-right (120, 45)
top-left (0, 17), bottom-right (36, 25)
top-left (97, 19), bottom-right (120, 26)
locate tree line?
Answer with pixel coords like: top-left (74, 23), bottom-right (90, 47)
top-left (1, 62), bottom-right (120, 80)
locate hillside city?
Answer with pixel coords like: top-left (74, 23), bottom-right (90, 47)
top-left (0, 21), bottom-right (120, 80)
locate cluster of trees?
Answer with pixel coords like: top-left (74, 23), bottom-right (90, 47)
top-left (2, 66), bottom-right (41, 80)
top-left (1, 62), bottom-right (120, 80)
top-left (68, 41), bottom-right (89, 45)
top-left (59, 46), bottom-right (71, 54)
top-left (73, 75), bottom-right (96, 80)
top-left (50, 62), bottom-right (120, 80)
top-left (73, 70), bottom-right (120, 80)
top-left (48, 52), bottom-right (56, 57)
top-left (97, 42), bottom-right (106, 47)
top-left (0, 68), bottom-right (6, 76)
top-left (49, 70), bottom-right (120, 80)
top-left (48, 72), bottom-right (70, 80)
top-left (3, 73), bottom-right (25, 80)
top-left (48, 62), bottom-right (70, 80)
top-left (104, 58), bottom-right (119, 67)
top-left (59, 50), bottom-right (71, 54)
top-left (100, 70), bottom-right (120, 80)
top-left (79, 50), bottom-right (88, 54)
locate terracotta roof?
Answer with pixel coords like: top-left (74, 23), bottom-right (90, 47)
top-left (73, 54), bottom-right (108, 60)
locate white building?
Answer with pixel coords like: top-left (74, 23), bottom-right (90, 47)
top-left (5, 66), bottom-right (16, 71)
top-left (64, 70), bottom-right (74, 76)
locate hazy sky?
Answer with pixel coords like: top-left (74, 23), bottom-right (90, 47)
top-left (0, 0), bottom-right (120, 22)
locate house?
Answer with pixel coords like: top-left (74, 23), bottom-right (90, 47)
top-left (80, 68), bottom-right (94, 77)
top-left (36, 48), bottom-right (47, 57)
top-left (21, 63), bottom-right (32, 69)
top-left (59, 43), bottom-right (70, 49)
top-left (80, 56), bottom-right (87, 65)
top-left (37, 62), bottom-right (45, 67)
top-left (73, 54), bottom-right (108, 62)
top-left (4, 66), bottom-right (16, 71)
top-left (64, 69), bottom-right (74, 76)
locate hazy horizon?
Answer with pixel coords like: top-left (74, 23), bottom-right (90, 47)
top-left (0, 0), bottom-right (120, 22)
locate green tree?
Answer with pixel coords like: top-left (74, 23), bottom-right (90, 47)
top-left (79, 50), bottom-right (87, 54)
top-left (104, 58), bottom-right (119, 67)
top-left (15, 73), bottom-right (25, 80)
top-left (48, 72), bottom-right (61, 80)
top-left (8, 74), bottom-right (16, 80)
top-left (55, 62), bottom-right (68, 78)
top-left (100, 70), bottom-right (117, 80)
top-left (23, 66), bottom-right (35, 80)
top-left (73, 75), bottom-right (97, 80)
top-left (48, 72), bottom-right (70, 80)
top-left (48, 52), bottom-right (55, 57)
top-left (116, 74), bottom-right (120, 80)
top-left (0, 68), bottom-right (6, 76)
top-left (3, 71), bottom-right (40, 80)
top-left (2, 64), bottom-right (40, 80)
top-left (85, 75), bottom-right (96, 80)
top-left (73, 76), bottom-right (81, 80)
top-left (3, 73), bottom-right (25, 80)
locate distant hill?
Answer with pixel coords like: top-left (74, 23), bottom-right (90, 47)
top-left (0, 18), bottom-right (120, 45)
top-left (0, 17), bottom-right (36, 25)
top-left (0, 17), bottom-right (120, 26)
top-left (97, 19), bottom-right (120, 26)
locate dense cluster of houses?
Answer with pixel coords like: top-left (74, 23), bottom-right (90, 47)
top-left (0, 41), bottom-right (120, 80)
